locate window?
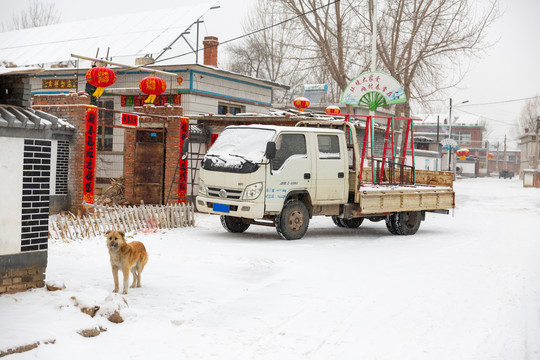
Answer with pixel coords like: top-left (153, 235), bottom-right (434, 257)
top-left (451, 132), bottom-right (471, 145)
top-left (97, 100), bottom-right (114, 151)
top-left (317, 135), bottom-right (340, 159)
top-left (272, 134), bottom-right (307, 170)
top-left (218, 103), bottom-right (244, 115)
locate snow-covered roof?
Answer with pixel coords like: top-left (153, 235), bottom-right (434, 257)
top-left (0, 104), bottom-right (75, 131)
top-left (0, 1), bottom-right (217, 67)
top-left (418, 113), bottom-right (486, 126)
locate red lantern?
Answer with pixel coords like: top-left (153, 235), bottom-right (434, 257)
top-left (456, 148), bottom-right (469, 160)
top-left (85, 67), bottom-right (116, 97)
top-left (488, 153), bottom-right (494, 160)
top-left (293, 97), bottom-right (310, 112)
top-left (139, 75), bottom-right (167, 104)
top-left (325, 105), bottom-right (341, 115)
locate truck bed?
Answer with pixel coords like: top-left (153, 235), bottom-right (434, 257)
top-left (358, 184), bottom-right (454, 214)
top-left (348, 169), bottom-right (455, 214)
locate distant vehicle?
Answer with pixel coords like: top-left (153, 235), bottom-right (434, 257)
top-left (499, 170), bottom-right (514, 179)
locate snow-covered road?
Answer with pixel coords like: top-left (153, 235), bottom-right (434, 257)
top-left (1, 177), bottom-right (540, 359)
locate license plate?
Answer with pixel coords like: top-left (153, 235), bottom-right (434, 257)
top-left (213, 203), bottom-right (229, 213)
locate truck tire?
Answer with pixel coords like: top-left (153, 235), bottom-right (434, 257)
top-left (220, 215), bottom-right (250, 233)
top-left (332, 216), bottom-right (363, 228)
top-left (276, 199), bottom-right (309, 240)
top-left (332, 216), bottom-right (345, 227)
top-left (385, 214), bottom-right (399, 235)
top-left (387, 211), bottom-right (422, 235)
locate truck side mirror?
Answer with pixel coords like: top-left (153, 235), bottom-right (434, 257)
top-left (181, 138), bottom-right (190, 160)
top-left (265, 141), bottom-right (276, 160)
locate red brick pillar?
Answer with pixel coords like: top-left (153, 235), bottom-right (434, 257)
top-left (33, 93), bottom-right (91, 214)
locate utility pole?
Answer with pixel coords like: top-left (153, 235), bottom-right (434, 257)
top-left (495, 142), bottom-right (500, 172)
top-left (503, 135), bottom-right (508, 171)
top-left (535, 116), bottom-right (540, 170)
top-left (485, 140), bottom-right (489, 176)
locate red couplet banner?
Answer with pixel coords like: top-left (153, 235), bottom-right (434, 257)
top-left (178, 117), bottom-right (189, 203)
top-left (83, 106), bottom-right (98, 205)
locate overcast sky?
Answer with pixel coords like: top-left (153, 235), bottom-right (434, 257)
top-left (1, 0), bottom-right (538, 148)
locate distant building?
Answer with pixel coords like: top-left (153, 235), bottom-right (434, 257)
top-left (415, 113), bottom-right (488, 176)
top-left (519, 132), bottom-right (539, 174)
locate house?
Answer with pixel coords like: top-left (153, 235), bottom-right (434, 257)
top-left (518, 132), bottom-right (539, 175)
top-left (415, 113), bottom-right (487, 177)
top-left (0, 69), bottom-right (74, 294)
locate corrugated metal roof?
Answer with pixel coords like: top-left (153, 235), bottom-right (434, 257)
top-left (0, 104), bottom-right (75, 131)
top-left (0, 1), bottom-right (217, 67)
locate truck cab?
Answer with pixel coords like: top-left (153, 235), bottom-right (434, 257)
top-left (196, 125), bottom-right (348, 238)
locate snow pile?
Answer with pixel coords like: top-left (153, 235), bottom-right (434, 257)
top-left (1, 177), bottom-right (540, 359)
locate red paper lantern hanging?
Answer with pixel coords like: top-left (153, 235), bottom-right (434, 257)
top-left (139, 75), bottom-right (167, 104)
top-left (85, 67), bottom-right (116, 97)
top-left (456, 148), bottom-right (470, 160)
top-left (488, 153), bottom-right (494, 160)
top-left (293, 97), bottom-right (310, 112)
top-left (325, 105), bottom-right (341, 115)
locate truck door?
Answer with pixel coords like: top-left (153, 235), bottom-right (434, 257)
top-left (265, 133), bottom-right (313, 212)
top-left (314, 134), bottom-right (347, 202)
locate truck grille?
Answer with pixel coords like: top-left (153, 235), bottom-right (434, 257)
top-left (207, 186), bottom-right (243, 200)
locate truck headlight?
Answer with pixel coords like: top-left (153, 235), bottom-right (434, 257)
top-left (243, 182), bottom-right (263, 200)
top-left (199, 180), bottom-right (208, 196)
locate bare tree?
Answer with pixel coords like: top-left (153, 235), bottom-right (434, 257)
top-left (359, 0), bottom-right (499, 116)
top-left (226, 0), bottom-right (307, 103)
top-left (3, 0), bottom-right (61, 31)
top-left (518, 96), bottom-right (540, 134)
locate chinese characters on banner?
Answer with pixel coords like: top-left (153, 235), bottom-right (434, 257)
top-left (121, 113), bottom-right (139, 128)
top-left (210, 134), bottom-right (219, 146)
top-left (178, 117), bottom-right (189, 203)
top-left (42, 79), bottom-right (77, 89)
top-left (83, 106), bottom-right (98, 205)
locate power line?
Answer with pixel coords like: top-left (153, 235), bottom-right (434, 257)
top-left (460, 96), bottom-right (539, 107)
top-left (143, 0), bottom-right (340, 65)
top-left (454, 107), bottom-right (515, 125)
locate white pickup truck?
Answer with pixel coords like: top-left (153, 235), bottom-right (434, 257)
top-left (195, 120), bottom-right (454, 240)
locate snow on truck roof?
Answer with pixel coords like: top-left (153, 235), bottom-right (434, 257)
top-left (225, 124), bottom-right (344, 134)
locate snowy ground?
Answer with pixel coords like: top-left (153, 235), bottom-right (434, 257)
top-left (1, 177), bottom-right (540, 359)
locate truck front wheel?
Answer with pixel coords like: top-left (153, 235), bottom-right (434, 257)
top-left (276, 199), bottom-right (309, 240)
top-left (220, 215), bottom-right (250, 233)
top-left (386, 211), bottom-right (422, 235)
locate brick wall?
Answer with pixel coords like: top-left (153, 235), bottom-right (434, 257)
top-left (21, 139), bottom-right (51, 252)
top-left (55, 140), bottom-right (69, 195)
top-left (0, 252), bottom-right (47, 294)
top-left (0, 75), bottom-right (31, 107)
top-left (33, 93), bottom-right (90, 213)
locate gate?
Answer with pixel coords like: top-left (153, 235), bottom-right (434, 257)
top-left (134, 130), bottom-right (165, 204)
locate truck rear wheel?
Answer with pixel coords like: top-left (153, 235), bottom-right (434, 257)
top-left (220, 215), bottom-right (250, 233)
top-left (276, 199), bottom-right (309, 240)
top-left (386, 211), bottom-right (422, 235)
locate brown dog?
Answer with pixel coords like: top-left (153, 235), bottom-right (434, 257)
top-left (106, 230), bottom-right (148, 294)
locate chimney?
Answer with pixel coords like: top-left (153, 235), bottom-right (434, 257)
top-left (202, 36), bottom-right (219, 67)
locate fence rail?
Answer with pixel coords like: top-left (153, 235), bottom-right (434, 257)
top-left (49, 203), bottom-right (195, 241)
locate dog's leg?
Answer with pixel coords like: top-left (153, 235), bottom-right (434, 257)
top-left (136, 261), bottom-right (142, 287)
top-left (130, 266), bottom-right (138, 288)
top-left (112, 265), bottom-right (119, 293)
top-left (122, 266), bottom-right (130, 294)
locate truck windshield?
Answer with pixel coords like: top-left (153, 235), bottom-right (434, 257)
top-left (203, 127), bottom-right (276, 173)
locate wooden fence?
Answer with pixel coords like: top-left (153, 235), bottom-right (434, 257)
top-left (49, 203), bottom-right (195, 241)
